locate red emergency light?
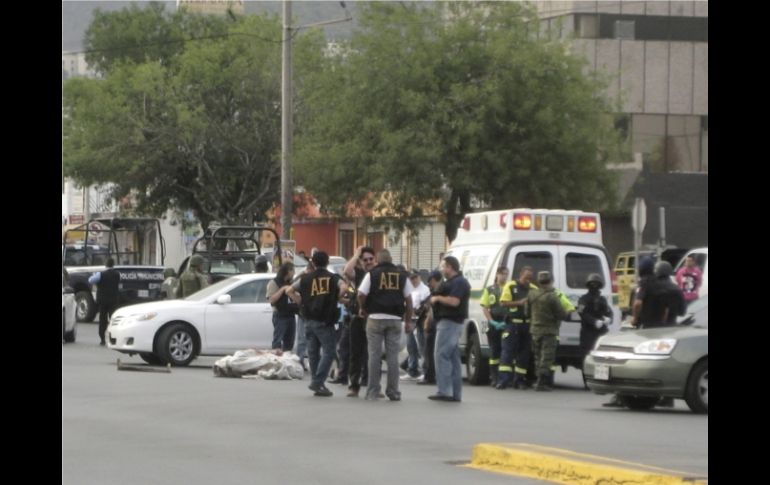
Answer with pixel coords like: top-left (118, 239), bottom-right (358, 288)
top-left (499, 213), bottom-right (507, 228)
top-left (578, 216), bottom-right (597, 232)
top-left (462, 216), bottom-right (471, 231)
top-left (513, 213), bottom-right (532, 230)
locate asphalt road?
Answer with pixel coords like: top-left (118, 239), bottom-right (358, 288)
top-left (63, 323), bottom-right (708, 485)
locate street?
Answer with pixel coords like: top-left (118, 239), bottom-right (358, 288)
top-left (63, 323), bottom-right (708, 485)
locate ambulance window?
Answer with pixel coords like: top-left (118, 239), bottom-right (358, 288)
top-left (512, 252), bottom-right (552, 278)
top-left (565, 253), bottom-right (603, 289)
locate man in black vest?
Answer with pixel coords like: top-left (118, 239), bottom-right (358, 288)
top-left (287, 251), bottom-right (346, 397)
top-left (88, 258), bottom-right (120, 346)
top-left (357, 249), bottom-right (414, 401)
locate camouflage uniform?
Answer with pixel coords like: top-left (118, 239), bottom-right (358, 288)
top-left (180, 255), bottom-right (209, 298)
top-left (528, 282), bottom-right (568, 389)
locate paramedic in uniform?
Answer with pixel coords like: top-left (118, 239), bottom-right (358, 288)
top-left (479, 266), bottom-right (509, 387)
top-left (497, 266), bottom-right (537, 390)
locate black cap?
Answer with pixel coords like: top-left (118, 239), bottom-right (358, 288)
top-left (428, 270), bottom-right (442, 282)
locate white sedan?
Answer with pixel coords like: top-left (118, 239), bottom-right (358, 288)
top-left (62, 278), bottom-right (78, 343)
top-left (107, 273), bottom-right (280, 366)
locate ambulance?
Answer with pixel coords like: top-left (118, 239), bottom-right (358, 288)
top-left (445, 208), bottom-right (620, 385)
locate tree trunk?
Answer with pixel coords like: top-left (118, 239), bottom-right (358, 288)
top-left (444, 189), bottom-right (471, 243)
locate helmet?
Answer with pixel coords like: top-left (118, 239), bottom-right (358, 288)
top-left (537, 271), bottom-right (552, 284)
top-left (255, 255), bottom-right (268, 265)
top-left (654, 261), bottom-right (673, 277)
top-left (189, 254), bottom-right (204, 268)
top-left (586, 273), bottom-right (604, 289)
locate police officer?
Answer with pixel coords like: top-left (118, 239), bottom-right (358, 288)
top-left (577, 273), bottom-right (612, 356)
top-left (287, 251), bottom-right (346, 397)
top-left (357, 249), bottom-right (414, 401)
top-left (528, 271), bottom-right (568, 391)
top-left (497, 266), bottom-right (537, 390)
top-left (179, 254), bottom-right (209, 298)
top-left (632, 261), bottom-right (686, 328)
top-left (479, 266), bottom-right (509, 387)
top-left (88, 258), bottom-right (120, 346)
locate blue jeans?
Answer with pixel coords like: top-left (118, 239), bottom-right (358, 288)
top-left (435, 319), bottom-right (463, 401)
top-left (272, 313), bottom-right (296, 351)
top-left (405, 327), bottom-right (421, 376)
top-left (305, 319), bottom-right (337, 388)
top-left (295, 315), bottom-right (307, 359)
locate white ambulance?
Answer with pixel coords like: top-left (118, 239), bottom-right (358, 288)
top-left (445, 208), bottom-right (620, 385)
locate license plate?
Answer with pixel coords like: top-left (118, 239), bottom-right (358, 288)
top-left (594, 364), bottom-right (610, 381)
top-left (138, 290), bottom-right (149, 298)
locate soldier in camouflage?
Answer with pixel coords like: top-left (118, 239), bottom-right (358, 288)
top-left (180, 254), bottom-right (209, 298)
top-left (528, 271), bottom-right (568, 392)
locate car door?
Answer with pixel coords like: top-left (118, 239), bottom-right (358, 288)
top-left (557, 246), bottom-right (619, 348)
top-left (203, 278), bottom-right (273, 352)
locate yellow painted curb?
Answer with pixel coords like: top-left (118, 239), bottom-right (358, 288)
top-left (464, 443), bottom-right (707, 485)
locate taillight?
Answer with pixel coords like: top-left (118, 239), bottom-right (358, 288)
top-left (513, 213), bottom-right (532, 230)
top-left (578, 216), bottom-right (597, 232)
top-left (462, 216), bottom-right (470, 231)
top-left (610, 271), bottom-right (619, 294)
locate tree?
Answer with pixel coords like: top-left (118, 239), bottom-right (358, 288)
top-left (64, 4), bottom-right (325, 229)
top-left (294, 1), bottom-right (623, 242)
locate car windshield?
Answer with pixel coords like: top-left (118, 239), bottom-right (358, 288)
top-left (184, 277), bottom-right (240, 302)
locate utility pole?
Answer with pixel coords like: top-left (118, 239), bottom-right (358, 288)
top-left (281, 0), bottom-right (293, 239)
top-left (280, 1), bottom-right (351, 240)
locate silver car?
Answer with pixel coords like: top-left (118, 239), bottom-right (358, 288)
top-left (583, 296), bottom-right (708, 413)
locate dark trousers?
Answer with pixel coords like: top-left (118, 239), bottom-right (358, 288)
top-left (512, 323), bottom-right (532, 379)
top-left (98, 301), bottom-right (118, 343)
top-left (271, 314), bottom-right (296, 351)
top-left (335, 320), bottom-right (350, 379)
top-left (348, 316), bottom-right (369, 391)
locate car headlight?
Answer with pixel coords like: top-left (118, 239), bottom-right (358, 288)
top-left (634, 339), bottom-right (677, 355)
top-left (135, 312), bottom-right (158, 321)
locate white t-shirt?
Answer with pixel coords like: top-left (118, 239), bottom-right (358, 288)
top-left (411, 281), bottom-right (432, 318)
top-left (358, 271), bottom-right (415, 320)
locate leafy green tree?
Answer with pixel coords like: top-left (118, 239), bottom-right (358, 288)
top-left (295, 1), bottom-right (622, 241)
top-left (64, 4), bottom-right (324, 228)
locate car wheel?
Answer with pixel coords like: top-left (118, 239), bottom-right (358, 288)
top-left (619, 395), bottom-right (659, 410)
top-left (684, 359), bottom-right (708, 414)
top-left (466, 332), bottom-right (489, 385)
top-left (75, 291), bottom-right (96, 322)
top-left (140, 353), bottom-right (164, 366)
top-left (156, 323), bottom-right (197, 367)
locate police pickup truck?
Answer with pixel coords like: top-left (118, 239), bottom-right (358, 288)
top-left (162, 225), bottom-right (283, 299)
top-left (63, 218), bottom-right (167, 322)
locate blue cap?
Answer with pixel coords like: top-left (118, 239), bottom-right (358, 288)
top-left (638, 256), bottom-right (655, 276)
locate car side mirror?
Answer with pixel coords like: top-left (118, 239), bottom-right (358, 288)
top-left (63, 286), bottom-right (75, 294)
top-left (216, 294), bottom-right (231, 305)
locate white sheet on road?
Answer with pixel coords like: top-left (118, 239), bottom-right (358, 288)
top-left (213, 349), bottom-right (304, 380)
